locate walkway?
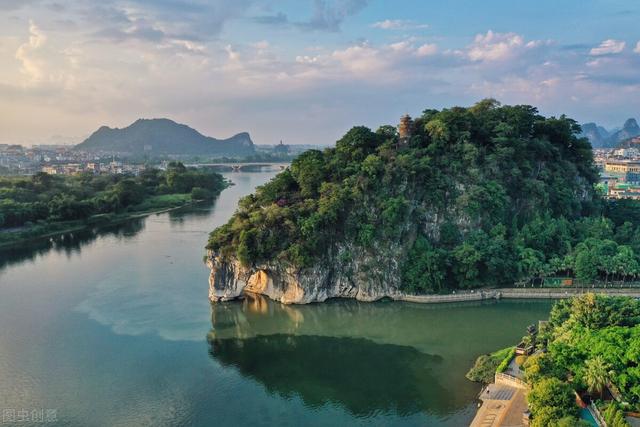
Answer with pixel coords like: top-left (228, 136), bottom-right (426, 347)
top-left (503, 358), bottom-right (524, 380)
top-left (470, 373), bottom-right (529, 427)
top-left (470, 383), bottom-right (528, 427)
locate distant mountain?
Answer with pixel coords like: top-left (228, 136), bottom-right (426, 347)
top-left (580, 123), bottom-right (609, 147)
top-left (609, 119), bottom-right (640, 147)
top-left (580, 118), bottom-right (639, 148)
top-left (75, 118), bottom-right (255, 156)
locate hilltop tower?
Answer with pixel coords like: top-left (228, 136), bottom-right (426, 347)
top-left (398, 114), bottom-right (413, 147)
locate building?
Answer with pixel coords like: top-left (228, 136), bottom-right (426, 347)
top-left (86, 163), bottom-right (100, 173)
top-left (42, 166), bottom-right (60, 175)
top-left (599, 174), bottom-right (619, 188)
top-left (604, 161), bottom-right (640, 173)
top-left (608, 183), bottom-right (640, 200)
top-left (612, 148), bottom-right (640, 158)
top-left (398, 114), bottom-right (412, 140)
top-left (274, 141), bottom-right (289, 155)
top-left (625, 172), bottom-right (640, 184)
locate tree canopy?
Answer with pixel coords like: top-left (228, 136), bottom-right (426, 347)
top-left (207, 100), bottom-right (629, 291)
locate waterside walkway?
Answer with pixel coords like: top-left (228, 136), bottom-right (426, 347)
top-left (470, 373), bottom-right (529, 427)
top-left (397, 288), bottom-right (640, 304)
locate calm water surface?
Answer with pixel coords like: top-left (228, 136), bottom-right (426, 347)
top-left (0, 170), bottom-right (553, 426)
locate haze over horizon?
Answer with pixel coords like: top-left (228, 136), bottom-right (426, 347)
top-left (1, 0), bottom-right (640, 146)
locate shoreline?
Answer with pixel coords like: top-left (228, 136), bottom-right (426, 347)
top-left (395, 287), bottom-right (640, 304)
top-left (0, 199), bottom-right (205, 250)
top-left (224, 287), bottom-right (640, 306)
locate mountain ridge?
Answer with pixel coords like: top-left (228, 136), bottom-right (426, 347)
top-left (580, 117), bottom-right (639, 148)
top-left (75, 118), bottom-right (255, 156)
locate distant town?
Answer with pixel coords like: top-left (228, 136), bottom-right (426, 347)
top-left (595, 136), bottom-right (640, 199)
top-left (0, 141), bottom-right (313, 177)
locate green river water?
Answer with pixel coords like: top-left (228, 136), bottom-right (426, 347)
top-left (0, 170), bottom-right (552, 426)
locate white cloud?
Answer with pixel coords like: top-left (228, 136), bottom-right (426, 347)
top-left (416, 43), bottom-right (437, 57)
top-left (224, 44), bottom-right (239, 61)
top-left (468, 30), bottom-right (525, 61)
top-left (15, 20), bottom-right (47, 83)
top-left (331, 44), bottom-right (387, 75)
top-left (635, 41), bottom-right (640, 54)
top-left (371, 19), bottom-right (429, 30)
top-left (590, 39), bottom-right (625, 56)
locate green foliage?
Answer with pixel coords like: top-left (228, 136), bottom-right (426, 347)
top-left (466, 347), bottom-right (514, 383)
top-left (402, 236), bottom-right (447, 293)
top-left (191, 187), bottom-right (214, 200)
top-left (528, 377), bottom-right (578, 426)
top-left (495, 347), bottom-right (516, 373)
top-left (520, 295), bottom-right (640, 412)
top-left (603, 404), bottom-right (631, 427)
top-left (207, 100), bottom-right (614, 291)
top-left (584, 356), bottom-right (611, 399)
top-left (290, 150), bottom-right (326, 198)
top-left (0, 163), bottom-right (225, 244)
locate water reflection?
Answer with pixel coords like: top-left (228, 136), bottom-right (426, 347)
top-left (206, 294), bottom-right (491, 419)
top-left (209, 333), bottom-right (448, 418)
top-left (0, 219), bottom-right (146, 273)
top-left (0, 201), bottom-right (218, 274)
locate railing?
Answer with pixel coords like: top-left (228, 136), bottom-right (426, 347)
top-left (397, 290), bottom-right (499, 303)
top-left (495, 372), bottom-right (528, 389)
top-left (590, 403), bottom-right (607, 427)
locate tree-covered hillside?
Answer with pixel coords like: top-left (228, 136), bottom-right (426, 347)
top-left (1, 162), bottom-right (225, 246)
top-left (208, 100), bottom-right (640, 292)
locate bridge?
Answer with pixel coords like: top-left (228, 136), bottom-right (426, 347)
top-left (184, 162), bottom-right (290, 172)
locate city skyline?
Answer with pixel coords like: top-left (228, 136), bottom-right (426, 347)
top-left (1, 0), bottom-right (640, 146)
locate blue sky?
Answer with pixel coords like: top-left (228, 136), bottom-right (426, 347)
top-left (1, 0), bottom-right (639, 145)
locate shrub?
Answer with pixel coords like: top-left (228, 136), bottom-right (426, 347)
top-left (515, 355), bottom-right (528, 367)
top-left (496, 348), bottom-right (516, 373)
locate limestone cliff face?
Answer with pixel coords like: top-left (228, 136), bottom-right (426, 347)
top-left (206, 201), bottom-right (475, 304)
top-left (207, 240), bottom-right (408, 304)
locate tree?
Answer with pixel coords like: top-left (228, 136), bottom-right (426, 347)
top-left (520, 248), bottom-right (545, 285)
top-left (290, 150), bottom-right (326, 197)
top-left (583, 356), bottom-right (611, 400)
top-left (574, 241), bottom-right (599, 284)
top-left (111, 179), bottom-right (144, 208)
top-left (528, 378), bottom-right (578, 425)
top-left (402, 236), bottom-right (447, 293)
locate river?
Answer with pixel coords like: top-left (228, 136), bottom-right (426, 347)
top-left (0, 170), bottom-right (553, 426)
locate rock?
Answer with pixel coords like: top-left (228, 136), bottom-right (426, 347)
top-left (207, 244), bottom-right (406, 304)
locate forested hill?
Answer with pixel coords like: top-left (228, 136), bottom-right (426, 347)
top-left (75, 118), bottom-right (255, 156)
top-left (207, 100), bottom-right (639, 299)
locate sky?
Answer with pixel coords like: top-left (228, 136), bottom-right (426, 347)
top-left (1, 0), bottom-right (640, 146)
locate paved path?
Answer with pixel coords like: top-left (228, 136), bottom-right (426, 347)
top-left (504, 358), bottom-right (524, 380)
top-left (470, 375), bottom-right (529, 427)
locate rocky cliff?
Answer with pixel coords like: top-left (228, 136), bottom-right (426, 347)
top-left (207, 239), bottom-right (408, 303)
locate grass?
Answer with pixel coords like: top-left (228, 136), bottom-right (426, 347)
top-left (466, 347), bottom-right (515, 383)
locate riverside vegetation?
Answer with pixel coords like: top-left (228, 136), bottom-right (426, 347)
top-left (208, 99), bottom-right (640, 294)
top-left (475, 294), bottom-right (640, 427)
top-left (0, 162), bottom-right (225, 246)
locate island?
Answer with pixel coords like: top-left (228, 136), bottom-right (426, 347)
top-left (0, 162), bottom-right (226, 247)
top-left (468, 293), bottom-right (640, 427)
top-left (206, 99), bottom-right (640, 303)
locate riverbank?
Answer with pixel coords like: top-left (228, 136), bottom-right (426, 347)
top-left (396, 287), bottom-right (640, 304)
top-left (0, 194), bottom-right (204, 249)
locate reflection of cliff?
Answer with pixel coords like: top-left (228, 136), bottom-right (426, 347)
top-left (0, 219), bottom-right (145, 272)
top-left (206, 293), bottom-right (514, 417)
top-left (208, 333), bottom-right (452, 417)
